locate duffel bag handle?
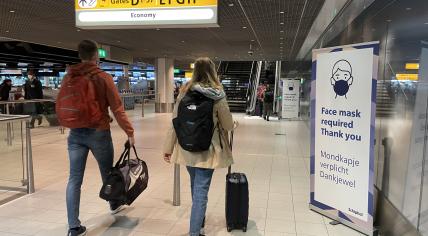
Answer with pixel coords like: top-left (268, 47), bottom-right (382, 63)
top-left (125, 140), bottom-right (142, 161)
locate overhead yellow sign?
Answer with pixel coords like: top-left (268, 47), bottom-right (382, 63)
top-left (75, 0), bottom-right (217, 10)
top-left (75, 0), bottom-right (218, 29)
top-left (396, 73), bottom-right (419, 81)
top-left (405, 63), bottom-right (420, 70)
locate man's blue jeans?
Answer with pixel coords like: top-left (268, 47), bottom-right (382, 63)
top-left (66, 128), bottom-right (114, 228)
top-left (186, 166), bottom-right (214, 236)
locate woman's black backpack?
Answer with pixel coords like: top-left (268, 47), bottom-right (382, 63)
top-left (173, 91), bottom-right (215, 152)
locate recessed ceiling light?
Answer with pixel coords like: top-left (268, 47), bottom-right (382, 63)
top-left (228, 3), bottom-right (234, 7)
top-left (57, 42), bottom-right (62, 44)
top-left (76, 29), bottom-right (81, 32)
top-left (251, 39), bottom-right (255, 42)
top-left (5, 30), bottom-right (9, 33)
top-left (9, 10), bottom-right (15, 13)
top-left (280, 11), bottom-right (285, 14)
top-left (181, 40), bottom-right (185, 43)
top-left (280, 30), bottom-right (284, 33)
top-left (117, 40), bottom-right (121, 43)
top-left (406, 7), bottom-right (412, 10)
top-left (425, 22), bottom-right (428, 25)
top-left (156, 28), bottom-right (160, 31)
top-left (386, 19), bottom-right (392, 22)
top-left (242, 26), bottom-right (247, 29)
top-left (280, 22), bottom-right (284, 25)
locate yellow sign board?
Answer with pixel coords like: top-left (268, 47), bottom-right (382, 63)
top-left (185, 72), bottom-right (193, 79)
top-left (75, 0), bottom-right (218, 10)
top-left (75, 0), bottom-right (218, 29)
top-left (405, 63), bottom-right (420, 70)
top-left (396, 74), bottom-right (419, 81)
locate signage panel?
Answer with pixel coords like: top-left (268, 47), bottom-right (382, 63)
top-left (75, 0), bottom-right (218, 29)
top-left (281, 79), bottom-right (300, 119)
top-left (310, 41), bottom-right (379, 235)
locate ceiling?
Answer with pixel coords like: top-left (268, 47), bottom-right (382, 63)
top-left (0, 0), bottom-right (325, 69)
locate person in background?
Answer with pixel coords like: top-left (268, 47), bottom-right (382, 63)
top-left (13, 86), bottom-right (24, 115)
top-left (0, 79), bottom-right (12, 101)
top-left (263, 84), bottom-right (274, 121)
top-left (0, 79), bottom-right (12, 113)
top-left (24, 70), bottom-right (44, 128)
top-left (256, 81), bottom-right (267, 117)
top-left (163, 57), bottom-right (234, 236)
top-left (63, 40), bottom-right (135, 236)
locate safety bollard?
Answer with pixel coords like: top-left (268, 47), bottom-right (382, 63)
top-left (173, 164), bottom-right (181, 206)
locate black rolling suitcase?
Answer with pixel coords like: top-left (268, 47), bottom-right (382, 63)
top-left (225, 130), bottom-right (249, 232)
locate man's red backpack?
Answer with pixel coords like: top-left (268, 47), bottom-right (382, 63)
top-left (56, 70), bottom-right (103, 128)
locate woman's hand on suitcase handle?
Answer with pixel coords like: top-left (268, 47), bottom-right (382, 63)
top-left (164, 153), bottom-right (171, 163)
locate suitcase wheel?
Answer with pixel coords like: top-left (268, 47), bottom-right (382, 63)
top-left (242, 226), bottom-right (247, 232)
top-left (227, 226), bottom-right (233, 232)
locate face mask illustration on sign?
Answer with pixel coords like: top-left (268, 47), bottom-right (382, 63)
top-left (330, 59), bottom-right (354, 98)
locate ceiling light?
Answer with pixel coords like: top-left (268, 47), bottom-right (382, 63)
top-left (76, 29), bottom-right (81, 32)
top-left (251, 39), bottom-right (255, 42)
top-left (9, 10), bottom-right (15, 13)
top-left (280, 30), bottom-right (284, 33)
top-left (280, 11), bottom-right (285, 14)
top-left (425, 22), bottom-right (428, 25)
top-left (57, 42), bottom-right (62, 44)
top-left (242, 26), bottom-right (247, 29)
top-left (228, 3), bottom-right (234, 7)
top-left (386, 19), bottom-right (392, 22)
top-left (406, 7), bottom-right (412, 10)
top-left (5, 30), bottom-right (9, 33)
top-left (280, 22), bottom-right (284, 25)
top-left (156, 28), bottom-right (160, 31)
top-left (181, 40), bottom-right (185, 43)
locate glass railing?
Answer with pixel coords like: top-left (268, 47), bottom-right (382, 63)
top-left (0, 114), bottom-right (35, 202)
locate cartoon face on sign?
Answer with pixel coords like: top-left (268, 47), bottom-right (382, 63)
top-left (330, 60), bottom-right (353, 98)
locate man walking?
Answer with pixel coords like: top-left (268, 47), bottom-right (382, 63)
top-left (263, 84), bottom-right (274, 121)
top-left (62, 40), bottom-right (135, 236)
top-left (24, 70), bottom-right (44, 127)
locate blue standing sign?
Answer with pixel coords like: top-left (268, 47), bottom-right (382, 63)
top-left (310, 42), bottom-right (379, 235)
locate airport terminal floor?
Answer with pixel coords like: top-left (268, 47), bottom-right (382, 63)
top-left (0, 106), bottom-right (362, 236)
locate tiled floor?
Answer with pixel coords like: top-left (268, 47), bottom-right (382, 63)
top-left (0, 105), bottom-right (363, 235)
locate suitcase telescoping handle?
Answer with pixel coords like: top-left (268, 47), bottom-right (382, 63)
top-left (227, 121), bottom-right (238, 175)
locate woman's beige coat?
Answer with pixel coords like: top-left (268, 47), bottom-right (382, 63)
top-left (163, 96), bottom-right (234, 169)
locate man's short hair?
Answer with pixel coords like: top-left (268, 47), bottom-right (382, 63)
top-left (78, 40), bottom-right (98, 61)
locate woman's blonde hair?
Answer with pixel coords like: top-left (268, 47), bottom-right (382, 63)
top-left (181, 57), bottom-right (222, 94)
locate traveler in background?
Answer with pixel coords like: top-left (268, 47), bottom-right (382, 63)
top-left (24, 70), bottom-right (44, 128)
top-left (0, 79), bottom-right (12, 113)
top-left (263, 84), bottom-right (274, 121)
top-left (256, 81), bottom-right (267, 117)
top-left (0, 79), bottom-right (12, 101)
top-left (63, 40), bottom-right (135, 236)
top-left (163, 57), bottom-right (234, 236)
top-left (13, 87), bottom-right (25, 115)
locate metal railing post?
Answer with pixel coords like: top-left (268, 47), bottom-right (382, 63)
top-left (173, 164), bottom-right (181, 206)
top-left (142, 99), bottom-right (145, 117)
top-left (25, 121), bottom-right (35, 194)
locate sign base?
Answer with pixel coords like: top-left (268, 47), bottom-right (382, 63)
top-left (309, 204), bottom-right (373, 236)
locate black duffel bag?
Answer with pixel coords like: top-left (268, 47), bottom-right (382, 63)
top-left (100, 142), bottom-right (149, 205)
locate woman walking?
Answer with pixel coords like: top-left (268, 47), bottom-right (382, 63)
top-left (163, 57), bottom-right (234, 236)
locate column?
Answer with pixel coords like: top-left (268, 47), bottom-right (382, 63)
top-left (155, 58), bottom-right (174, 113)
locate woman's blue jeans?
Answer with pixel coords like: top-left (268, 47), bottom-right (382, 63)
top-left (186, 166), bottom-right (214, 236)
